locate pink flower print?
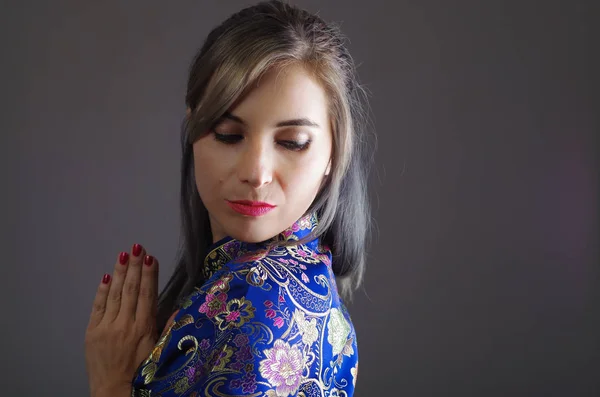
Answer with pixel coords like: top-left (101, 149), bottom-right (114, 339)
top-left (299, 264), bottom-right (307, 270)
top-left (265, 309), bottom-right (276, 319)
top-left (279, 258), bottom-right (289, 264)
top-left (233, 334), bottom-right (249, 347)
top-left (215, 297), bottom-right (256, 330)
top-left (264, 300), bottom-right (274, 308)
top-left (289, 259), bottom-right (299, 265)
top-left (199, 292), bottom-right (227, 318)
top-left (279, 295), bottom-right (285, 303)
top-left (258, 339), bottom-right (305, 396)
top-left (226, 311), bottom-right (240, 322)
top-left (301, 272), bottom-right (309, 283)
top-left (297, 249), bottom-right (307, 257)
top-left (273, 317), bottom-right (285, 328)
top-left (281, 221), bottom-right (301, 239)
top-left (213, 279), bottom-right (226, 289)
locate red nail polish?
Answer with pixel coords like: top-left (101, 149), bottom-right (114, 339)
top-left (102, 274), bottom-right (111, 284)
top-left (144, 255), bottom-right (153, 266)
top-left (133, 244), bottom-right (142, 257)
top-left (119, 252), bottom-right (129, 265)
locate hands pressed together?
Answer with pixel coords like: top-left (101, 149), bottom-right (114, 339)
top-left (85, 244), bottom-right (159, 397)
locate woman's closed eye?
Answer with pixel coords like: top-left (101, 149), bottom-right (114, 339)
top-left (213, 131), bottom-right (311, 152)
top-left (279, 139), bottom-right (311, 151)
top-left (213, 131), bottom-right (243, 144)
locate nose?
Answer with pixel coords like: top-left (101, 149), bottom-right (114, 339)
top-left (237, 138), bottom-right (273, 188)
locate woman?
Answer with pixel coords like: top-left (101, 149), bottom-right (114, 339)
top-left (85, 1), bottom-right (373, 396)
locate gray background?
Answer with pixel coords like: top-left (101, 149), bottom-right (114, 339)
top-left (1, 0), bottom-right (598, 396)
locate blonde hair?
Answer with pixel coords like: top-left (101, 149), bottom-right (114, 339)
top-left (157, 0), bottom-right (374, 332)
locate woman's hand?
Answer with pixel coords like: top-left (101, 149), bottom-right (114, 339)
top-left (85, 244), bottom-right (159, 397)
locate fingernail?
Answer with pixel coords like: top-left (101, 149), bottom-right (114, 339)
top-left (144, 255), bottom-right (153, 266)
top-left (102, 274), bottom-right (111, 284)
top-left (133, 244), bottom-right (142, 257)
top-left (119, 252), bottom-right (129, 265)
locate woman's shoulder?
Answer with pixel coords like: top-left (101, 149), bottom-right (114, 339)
top-left (133, 241), bottom-right (358, 396)
top-left (190, 243), bottom-right (357, 394)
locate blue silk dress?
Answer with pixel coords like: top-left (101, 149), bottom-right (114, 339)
top-left (131, 212), bottom-right (359, 396)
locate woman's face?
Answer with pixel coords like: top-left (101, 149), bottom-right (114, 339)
top-left (191, 64), bottom-right (332, 243)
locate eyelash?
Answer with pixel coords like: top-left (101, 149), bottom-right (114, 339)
top-left (212, 131), bottom-right (311, 152)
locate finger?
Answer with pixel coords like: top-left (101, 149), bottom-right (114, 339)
top-left (118, 243), bottom-right (146, 321)
top-left (103, 250), bottom-right (131, 322)
top-left (136, 255), bottom-right (159, 326)
top-left (88, 273), bottom-right (112, 328)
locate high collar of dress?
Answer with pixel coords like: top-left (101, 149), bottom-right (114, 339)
top-left (202, 211), bottom-right (320, 280)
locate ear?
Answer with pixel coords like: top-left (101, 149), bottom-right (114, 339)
top-left (324, 159), bottom-right (331, 176)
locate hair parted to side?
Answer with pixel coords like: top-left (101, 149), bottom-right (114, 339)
top-left (156, 0), bottom-right (375, 334)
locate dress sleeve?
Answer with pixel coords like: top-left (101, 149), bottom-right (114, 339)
top-left (134, 267), bottom-right (320, 397)
top-left (189, 276), bottom-right (312, 397)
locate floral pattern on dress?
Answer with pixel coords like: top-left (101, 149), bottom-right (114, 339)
top-left (131, 211), bottom-right (358, 397)
top-left (259, 339), bottom-right (306, 396)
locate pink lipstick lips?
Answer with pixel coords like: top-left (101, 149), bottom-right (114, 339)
top-left (226, 200), bottom-right (276, 216)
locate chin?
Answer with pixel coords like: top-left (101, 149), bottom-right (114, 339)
top-left (227, 218), bottom-right (279, 244)
top-left (230, 229), bottom-right (275, 244)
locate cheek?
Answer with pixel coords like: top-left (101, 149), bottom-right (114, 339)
top-left (281, 155), bottom-right (328, 198)
top-left (193, 141), bottom-right (229, 193)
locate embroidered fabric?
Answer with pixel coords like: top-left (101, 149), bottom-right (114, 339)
top-left (131, 212), bottom-right (358, 396)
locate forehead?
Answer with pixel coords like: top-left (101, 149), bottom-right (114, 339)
top-left (229, 64), bottom-right (330, 126)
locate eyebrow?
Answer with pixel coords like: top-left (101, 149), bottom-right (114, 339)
top-left (222, 111), bottom-right (320, 128)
